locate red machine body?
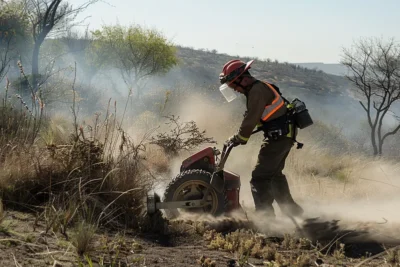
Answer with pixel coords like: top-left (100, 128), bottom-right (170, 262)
top-left (223, 170), bottom-right (241, 212)
top-left (180, 147), bottom-right (241, 213)
top-left (181, 147), bottom-right (216, 171)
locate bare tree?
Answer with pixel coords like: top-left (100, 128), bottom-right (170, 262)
top-left (0, 0), bottom-right (29, 83)
top-left (341, 37), bottom-right (400, 156)
top-left (0, 28), bottom-right (13, 83)
top-left (24, 0), bottom-right (98, 90)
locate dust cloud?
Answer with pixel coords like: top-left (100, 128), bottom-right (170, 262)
top-left (165, 92), bottom-right (400, 240)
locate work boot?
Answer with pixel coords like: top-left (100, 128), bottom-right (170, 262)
top-left (250, 180), bottom-right (275, 218)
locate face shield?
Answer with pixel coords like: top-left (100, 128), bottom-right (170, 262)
top-left (219, 64), bottom-right (247, 102)
top-left (219, 83), bottom-right (238, 102)
top-left (219, 68), bottom-right (245, 102)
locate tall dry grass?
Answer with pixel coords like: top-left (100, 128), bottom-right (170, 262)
top-left (285, 137), bottom-right (400, 222)
top-left (0, 70), bottom-right (174, 233)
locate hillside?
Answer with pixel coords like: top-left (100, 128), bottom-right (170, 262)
top-left (33, 40), bottom-right (363, 134)
top-left (146, 46), bottom-right (363, 134)
top-left (28, 40), bottom-right (350, 97)
top-left (151, 46), bottom-right (351, 96)
top-left (9, 38), bottom-right (380, 144)
top-left (295, 62), bottom-right (348, 76)
top-left (5, 39), bottom-right (361, 131)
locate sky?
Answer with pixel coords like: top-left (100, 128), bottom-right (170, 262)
top-left (68, 0), bottom-right (400, 63)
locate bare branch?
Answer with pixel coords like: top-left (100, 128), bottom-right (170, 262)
top-left (381, 123), bottom-right (400, 143)
top-left (150, 115), bottom-right (216, 156)
top-left (359, 101), bottom-right (368, 112)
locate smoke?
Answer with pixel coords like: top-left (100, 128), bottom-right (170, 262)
top-left (159, 90), bottom-right (400, 241)
top-left (27, 38), bottom-right (400, 238)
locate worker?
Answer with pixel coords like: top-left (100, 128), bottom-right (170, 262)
top-left (219, 59), bottom-right (304, 218)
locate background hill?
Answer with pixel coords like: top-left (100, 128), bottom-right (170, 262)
top-left (4, 37), bottom-right (369, 137)
top-left (153, 46), bottom-right (351, 94)
top-left (5, 39), bottom-right (366, 137)
top-left (295, 62), bottom-right (348, 76)
top-left (146, 46), bottom-right (365, 136)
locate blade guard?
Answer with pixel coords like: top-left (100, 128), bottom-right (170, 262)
top-left (210, 141), bottom-right (234, 194)
top-left (146, 192), bottom-right (161, 215)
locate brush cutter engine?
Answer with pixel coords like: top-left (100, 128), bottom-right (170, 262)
top-left (146, 142), bottom-right (241, 219)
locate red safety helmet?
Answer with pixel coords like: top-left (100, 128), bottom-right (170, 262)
top-left (219, 59), bottom-right (254, 85)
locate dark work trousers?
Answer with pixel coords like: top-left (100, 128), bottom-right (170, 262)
top-left (250, 136), bottom-right (304, 217)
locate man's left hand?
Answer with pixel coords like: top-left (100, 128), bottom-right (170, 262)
top-left (227, 134), bottom-right (247, 147)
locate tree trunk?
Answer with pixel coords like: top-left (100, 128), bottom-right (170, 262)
top-left (31, 31), bottom-right (46, 92)
top-left (31, 41), bottom-right (41, 92)
top-left (378, 138), bottom-right (384, 156)
top-left (133, 79), bottom-right (142, 100)
top-left (371, 126), bottom-right (379, 156)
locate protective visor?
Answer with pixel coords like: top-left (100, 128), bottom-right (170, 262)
top-left (219, 83), bottom-right (238, 102)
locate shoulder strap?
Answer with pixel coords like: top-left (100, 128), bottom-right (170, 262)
top-left (267, 83), bottom-right (290, 104)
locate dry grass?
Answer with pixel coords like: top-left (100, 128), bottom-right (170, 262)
top-left (385, 248), bottom-right (400, 265)
top-left (295, 253), bottom-right (312, 267)
top-left (203, 227), bottom-right (359, 266)
top-left (73, 221), bottom-right (97, 255)
top-left (0, 91), bottom-right (219, 245)
top-left (0, 86), bottom-right (223, 237)
top-left (142, 145), bottom-right (171, 175)
top-left (0, 199), bottom-right (4, 224)
top-left (197, 255), bottom-right (217, 267)
top-left (0, 71), bottom-right (174, 235)
top-left (204, 228), bottom-right (318, 266)
top-left (283, 126), bottom-right (400, 204)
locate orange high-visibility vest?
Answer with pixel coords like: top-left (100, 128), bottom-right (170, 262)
top-left (261, 83), bottom-right (285, 122)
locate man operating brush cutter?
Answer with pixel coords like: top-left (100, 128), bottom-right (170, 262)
top-left (219, 59), bottom-right (313, 219)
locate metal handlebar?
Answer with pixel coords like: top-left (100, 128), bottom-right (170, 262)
top-left (216, 128), bottom-right (262, 171)
top-left (216, 141), bottom-right (235, 171)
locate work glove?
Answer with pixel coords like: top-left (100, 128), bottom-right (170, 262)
top-left (227, 134), bottom-right (247, 147)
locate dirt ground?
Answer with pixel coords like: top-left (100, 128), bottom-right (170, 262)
top-left (0, 211), bottom-right (235, 267)
top-left (1, 210), bottom-right (400, 267)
